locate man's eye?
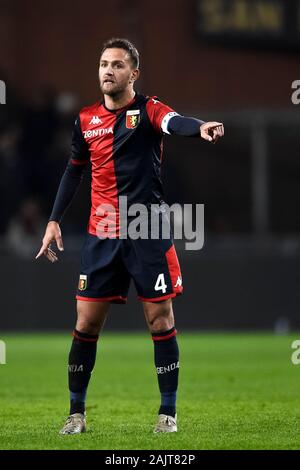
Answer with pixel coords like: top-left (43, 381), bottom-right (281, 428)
top-left (115, 64), bottom-right (123, 68)
top-left (100, 63), bottom-right (106, 67)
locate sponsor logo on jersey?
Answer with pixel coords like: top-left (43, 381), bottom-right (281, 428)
top-left (89, 116), bottom-right (102, 125)
top-left (174, 276), bottom-right (182, 288)
top-left (83, 127), bottom-right (113, 138)
top-left (78, 274), bottom-right (87, 291)
top-left (126, 109), bottom-right (140, 129)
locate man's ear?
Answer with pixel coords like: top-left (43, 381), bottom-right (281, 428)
top-left (130, 69), bottom-right (140, 83)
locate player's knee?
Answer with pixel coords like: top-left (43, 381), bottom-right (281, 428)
top-left (76, 300), bottom-right (108, 335)
top-left (75, 318), bottom-right (100, 335)
top-left (151, 318), bottom-right (173, 333)
top-left (147, 301), bottom-right (174, 332)
top-left (76, 309), bottom-right (101, 335)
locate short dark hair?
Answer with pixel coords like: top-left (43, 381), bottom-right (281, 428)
top-left (100, 38), bottom-right (140, 69)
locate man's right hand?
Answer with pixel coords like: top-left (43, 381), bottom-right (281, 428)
top-left (35, 221), bottom-right (64, 263)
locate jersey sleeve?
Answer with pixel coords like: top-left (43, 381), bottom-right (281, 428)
top-left (48, 115), bottom-right (89, 223)
top-left (146, 97), bottom-right (179, 135)
top-left (167, 115), bottom-right (205, 137)
top-left (70, 115), bottom-right (90, 164)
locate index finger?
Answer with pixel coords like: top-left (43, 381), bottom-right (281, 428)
top-left (35, 242), bottom-right (49, 259)
top-left (208, 121), bottom-right (223, 127)
top-left (218, 124), bottom-right (224, 136)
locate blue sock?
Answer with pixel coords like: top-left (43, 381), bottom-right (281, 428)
top-left (70, 389), bottom-right (87, 415)
top-left (160, 392), bottom-right (177, 417)
top-left (68, 329), bottom-right (98, 415)
top-left (152, 327), bottom-right (179, 418)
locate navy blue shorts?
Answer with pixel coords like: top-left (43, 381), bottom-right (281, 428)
top-left (76, 234), bottom-right (183, 303)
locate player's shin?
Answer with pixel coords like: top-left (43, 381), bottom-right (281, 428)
top-left (152, 327), bottom-right (179, 417)
top-left (68, 329), bottom-right (99, 415)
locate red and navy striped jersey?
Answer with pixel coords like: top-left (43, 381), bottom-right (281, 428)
top-left (71, 93), bottom-right (178, 236)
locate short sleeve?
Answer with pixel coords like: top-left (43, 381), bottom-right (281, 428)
top-left (70, 116), bottom-right (90, 165)
top-left (146, 97), bottom-right (179, 135)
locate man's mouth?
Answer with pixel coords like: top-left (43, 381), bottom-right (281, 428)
top-left (103, 79), bottom-right (114, 84)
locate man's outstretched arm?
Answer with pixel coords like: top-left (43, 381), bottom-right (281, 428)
top-left (146, 97), bottom-right (224, 143)
top-left (167, 115), bottom-right (224, 143)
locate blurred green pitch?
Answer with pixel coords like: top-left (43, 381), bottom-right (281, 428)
top-left (0, 332), bottom-right (300, 450)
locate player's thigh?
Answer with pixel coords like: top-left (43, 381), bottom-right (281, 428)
top-left (76, 235), bottom-right (130, 304)
top-left (76, 300), bottom-right (110, 334)
top-left (125, 237), bottom-right (183, 302)
top-left (143, 298), bottom-right (175, 332)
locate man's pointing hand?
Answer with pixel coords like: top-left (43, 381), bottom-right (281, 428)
top-left (35, 221), bottom-right (64, 263)
top-left (200, 121), bottom-right (224, 143)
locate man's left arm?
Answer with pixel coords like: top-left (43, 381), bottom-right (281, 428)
top-left (167, 115), bottom-right (224, 144)
top-left (146, 97), bottom-right (224, 144)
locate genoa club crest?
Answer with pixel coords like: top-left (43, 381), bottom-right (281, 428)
top-left (78, 274), bottom-right (87, 291)
top-left (126, 109), bottom-right (140, 129)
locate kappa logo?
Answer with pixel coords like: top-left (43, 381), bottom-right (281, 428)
top-left (89, 116), bottom-right (102, 125)
top-left (126, 109), bottom-right (140, 129)
top-left (174, 276), bottom-right (182, 288)
top-left (78, 274), bottom-right (87, 291)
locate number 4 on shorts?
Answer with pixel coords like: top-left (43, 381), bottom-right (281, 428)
top-left (154, 273), bottom-right (167, 294)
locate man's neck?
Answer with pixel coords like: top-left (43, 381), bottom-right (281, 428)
top-left (104, 88), bottom-right (136, 111)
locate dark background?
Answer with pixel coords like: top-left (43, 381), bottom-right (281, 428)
top-left (0, 0), bottom-right (300, 330)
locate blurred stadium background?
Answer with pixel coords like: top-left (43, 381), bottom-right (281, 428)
top-left (0, 0), bottom-right (300, 332)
